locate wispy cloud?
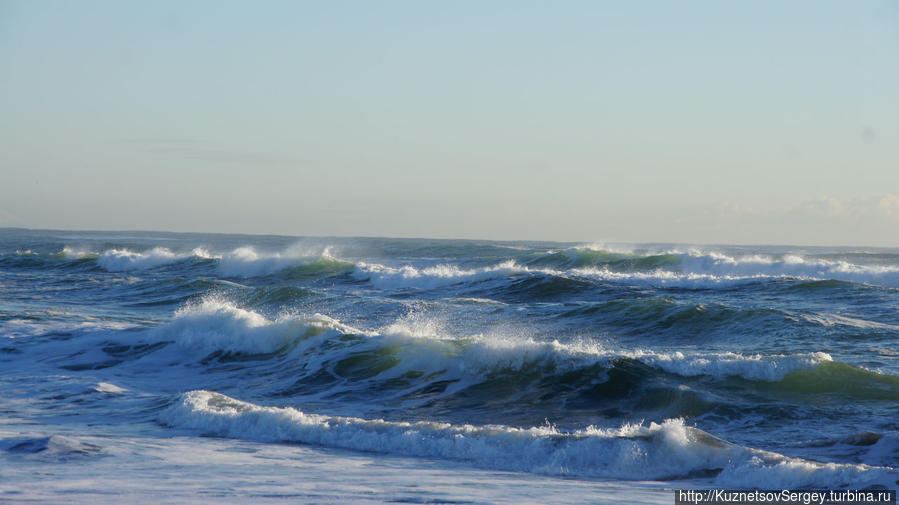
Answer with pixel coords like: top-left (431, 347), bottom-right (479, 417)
top-left (685, 194), bottom-right (899, 246)
top-left (798, 195), bottom-right (850, 218)
top-left (798, 194), bottom-right (899, 221)
top-left (719, 194), bottom-right (899, 221)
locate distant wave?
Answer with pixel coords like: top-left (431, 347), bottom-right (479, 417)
top-left (540, 247), bottom-right (899, 288)
top-left (217, 246), bottom-right (352, 278)
top-left (57, 245), bottom-right (353, 277)
top-left (163, 390), bottom-right (897, 487)
top-left (353, 260), bottom-right (531, 290)
top-left (43, 244), bottom-right (899, 288)
top-left (97, 247), bottom-right (216, 272)
top-left (351, 248), bottom-right (899, 291)
top-left (60, 246), bottom-right (216, 272)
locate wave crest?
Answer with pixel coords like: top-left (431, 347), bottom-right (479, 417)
top-left (217, 246), bottom-right (353, 278)
top-left (162, 390), bottom-right (897, 487)
top-left (353, 260), bottom-right (529, 290)
top-left (146, 300), bottom-right (838, 395)
top-left (149, 298), bottom-right (359, 354)
top-left (96, 247), bottom-right (215, 272)
top-left (532, 247), bottom-right (899, 288)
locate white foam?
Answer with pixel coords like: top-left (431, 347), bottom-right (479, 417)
top-left (452, 297), bottom-right (507, 305)
top-left (60, 246), bottom-right (96, 258)
top-left (679, 251), bottom-right (899, 286)
top-left (60, 244), bottom-right (351, 276)
top-left (96, 247), bottom-right (215, 272)
top-left (94, 382), bottom-right (128, 394)
top-left (353, 260), bottom-right (542, 290)
top-left (634, 350), bottom-right (833, 382)
top-left (0, 427), bottom-right (674, 504)
top-left (347, 249), bottom-right (899, 291)
top-left (162, 390), bottom-right (897, 487)
top-left (216, 246), bottom-right (346, 277)
top-left (799, 313), bottom-right (899, 331)
top-left (572, 267), bottom-right (768, 288)
top-left (576, 243), bottom-right (642, 255)
top-left (861, 433), bottom-right (899, 467)
top-left (0, 318), bottom-right (136, 339)
top-left (715, 453), bottom-right (895, 489)
top-left (149, 298), bottom-right (361, 354)
top-left (571, 250), bottom-right (899, 288)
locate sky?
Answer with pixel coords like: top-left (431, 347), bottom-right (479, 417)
top-left (1, 1), bottom-right (898, 245)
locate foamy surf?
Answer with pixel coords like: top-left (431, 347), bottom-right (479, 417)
top-left (6, 229), bottom-right (899, 503)
top-left (163, 390), bottom-right (898, 488)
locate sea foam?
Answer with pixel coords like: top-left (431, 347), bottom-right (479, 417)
top-left (163, 390), bottom-right (897, 488)
top-left (93, 247), bottom-right (215, 272)
top-left (216, 246), bottom-right (348, 277)
top-left (149, 298), bottom-right (357, 354)
top-left (570, 249), bottom-right (899, 288)
top-left (353, 260), bottom-right (532, 290)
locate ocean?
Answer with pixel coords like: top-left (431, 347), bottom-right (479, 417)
top-left (2, 227), bottom-right (898, 503)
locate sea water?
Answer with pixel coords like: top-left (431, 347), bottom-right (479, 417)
top-left (2, 228), bottom-right (898, 503)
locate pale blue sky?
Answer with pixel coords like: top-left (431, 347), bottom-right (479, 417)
top-left (2, 1), bottom-right (898, 245)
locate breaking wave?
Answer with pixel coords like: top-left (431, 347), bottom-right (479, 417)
top-left (35, 244), bottom-right (899, 289)
top-left (217, 246), bottom-right (353, 278)
top-left (162, 390), bottom-right (897, 487)
top-left (150, 299), bottom-right (833, 383)
top-left (531, 247), bottom-right (899, 288)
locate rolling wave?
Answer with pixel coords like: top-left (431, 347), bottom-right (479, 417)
top-left (16, 296), bottom-right (899, 416)
top-left (132, 299), bottom-right (899, 418)
top-left (520, 247), bottom-right (899, 288)
top-left (217, 246), bottom-right (353, 278)
top-left (352, 260), bottom-right (531, 290)
top-left (10, 244), bottom-right (899, 290)
top-left (152, 299), bottom-right (832, 382)
top-left (54, 245), bottom-right (353, 278)
top-left (344, 248), bottom-right (899, 291)
top-left (96, 247), bottom-right (216, 272)
top-left (150, 298), bottom-right (354, 355)
top-left (162, 390), bottom-right (897, 487)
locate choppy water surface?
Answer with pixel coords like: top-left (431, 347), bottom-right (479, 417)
top-left (2, 228), bottom-right (899, 502)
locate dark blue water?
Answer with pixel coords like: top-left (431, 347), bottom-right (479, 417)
top-left (2, 227), bottom-right (898, 490)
